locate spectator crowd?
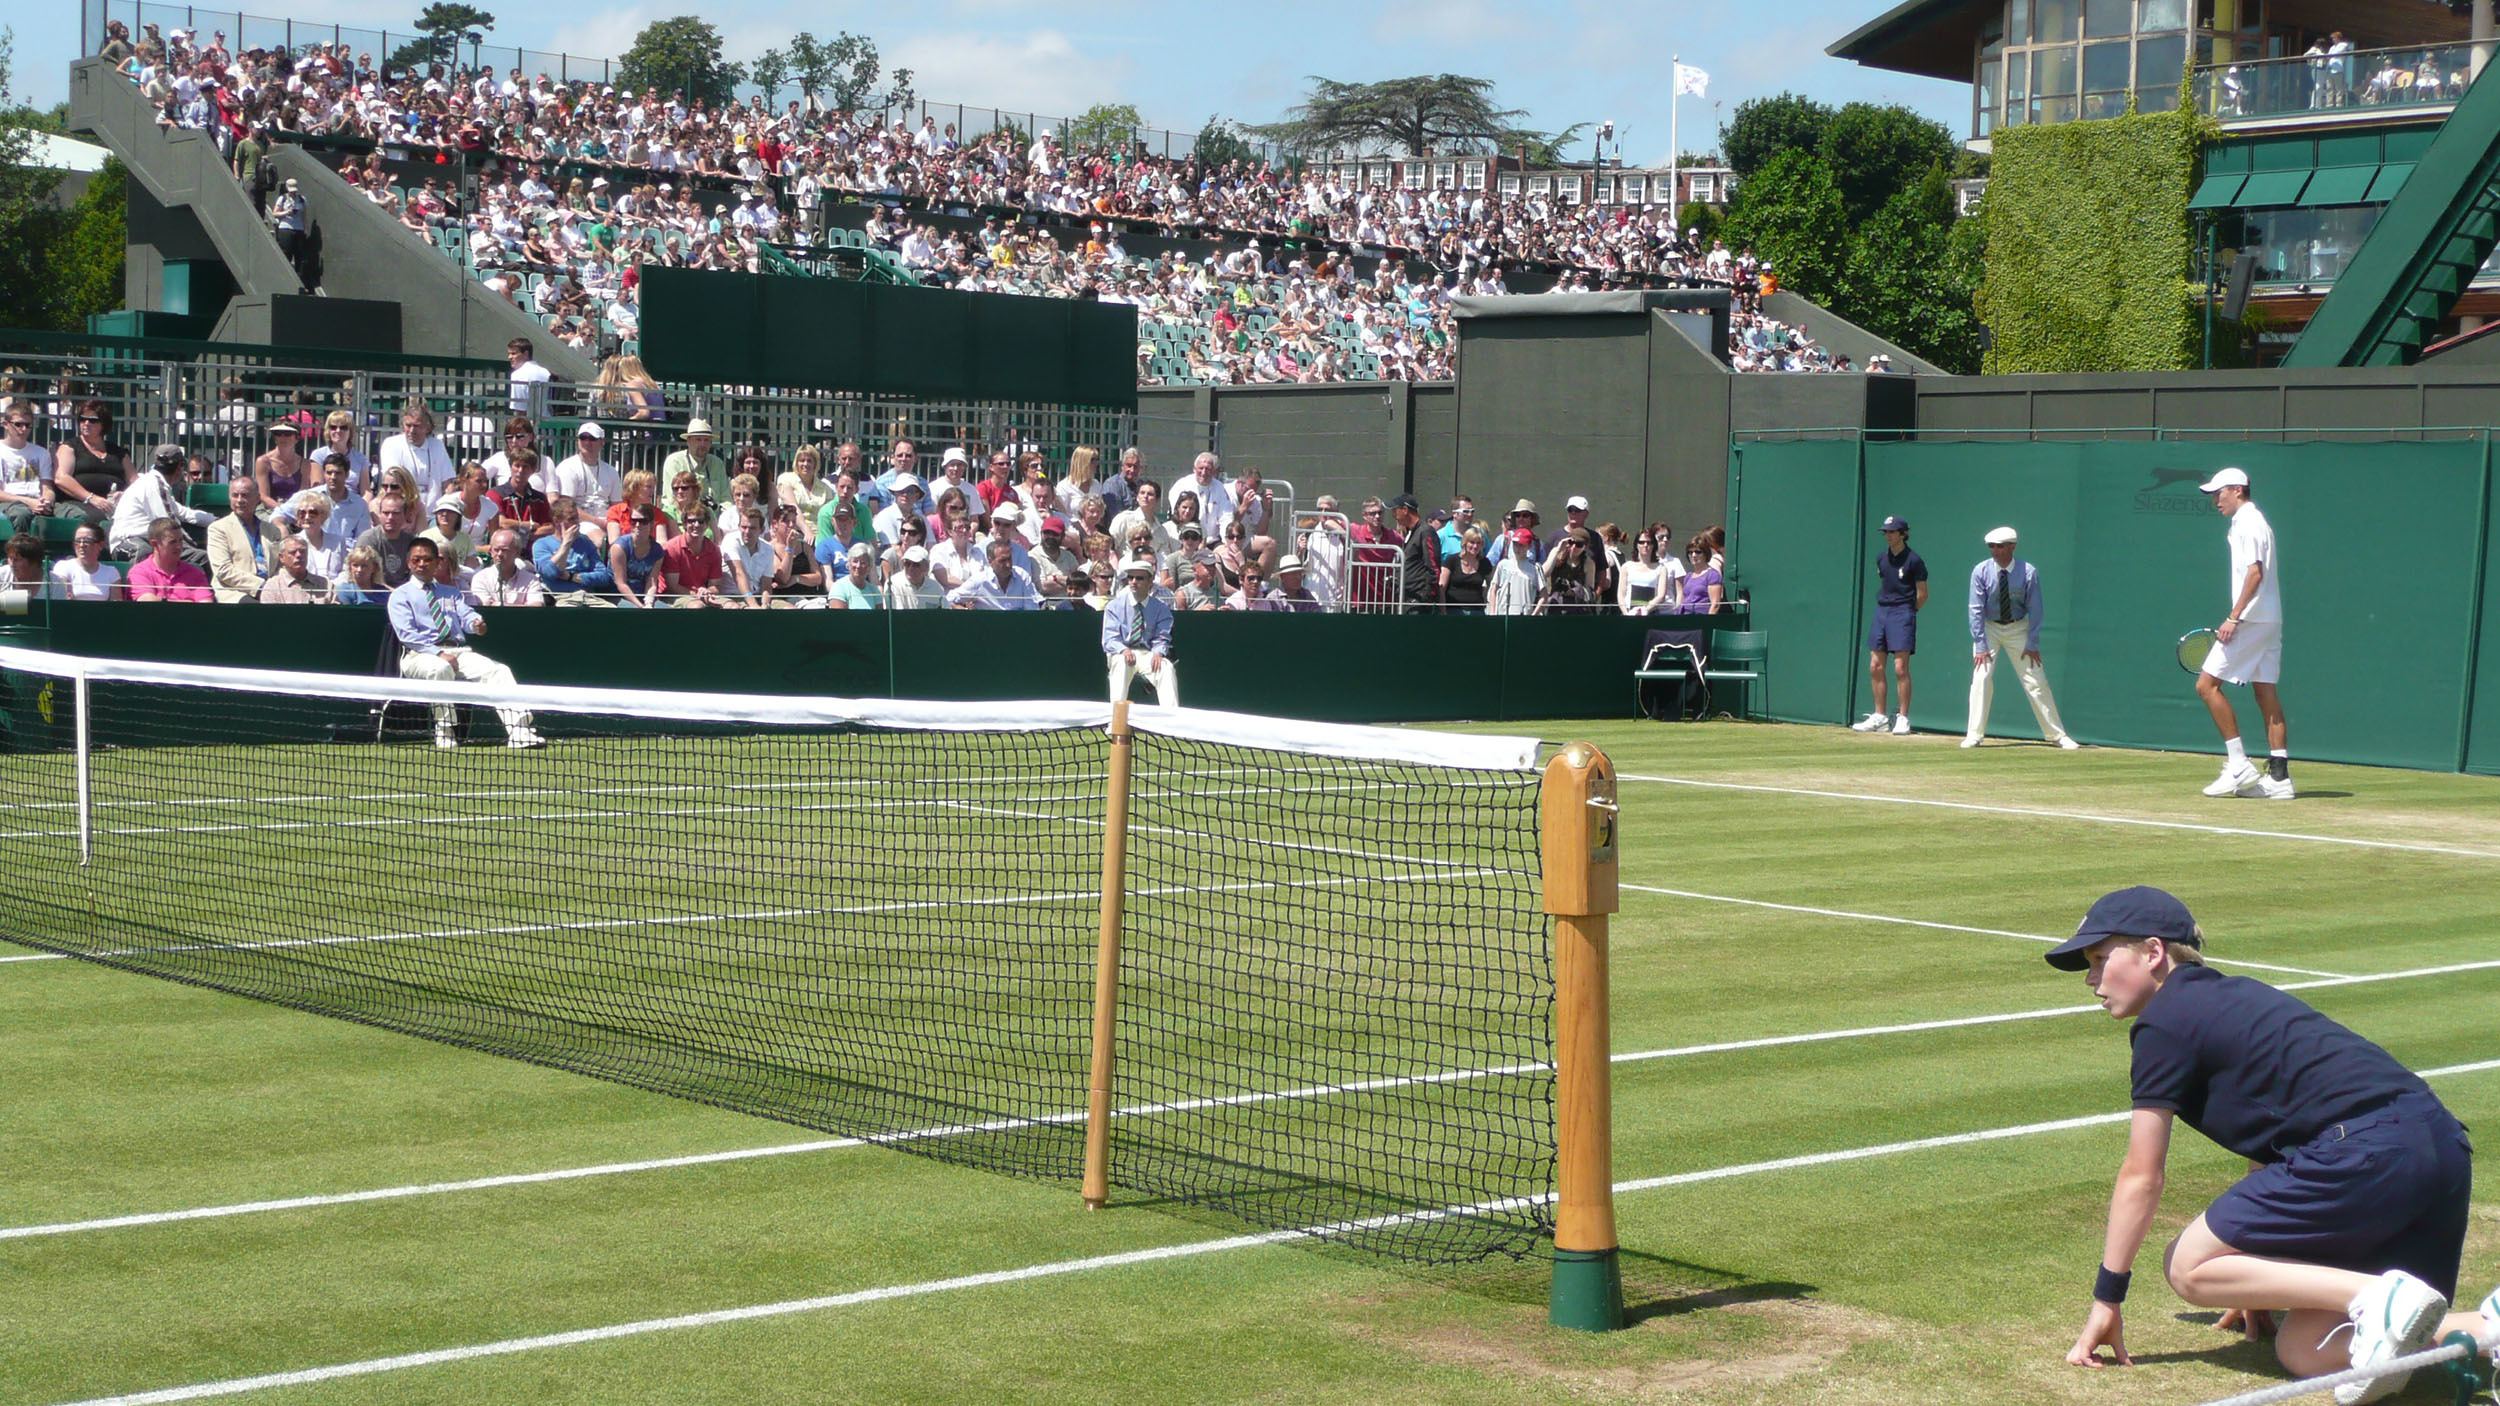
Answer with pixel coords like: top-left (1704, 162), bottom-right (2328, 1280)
top-left (99, 21), bottom-right (1857, 384)
top-left (1, 384), bottom-right (1731, 620)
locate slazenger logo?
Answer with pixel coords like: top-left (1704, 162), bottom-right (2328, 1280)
top-left (2134, 467), bottom-right (2209, 515)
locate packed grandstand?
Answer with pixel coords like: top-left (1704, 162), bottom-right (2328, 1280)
top-left (98, 21), bottom-right (1861, 383)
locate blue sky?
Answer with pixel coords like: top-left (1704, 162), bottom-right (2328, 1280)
top-left (10, 0), bottom-right (1972, 158)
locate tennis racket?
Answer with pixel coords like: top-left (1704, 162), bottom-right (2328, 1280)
top-left (2176, 627), bottom-right (2219, 675)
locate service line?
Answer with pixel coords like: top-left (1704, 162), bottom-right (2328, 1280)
top-left (1615, 772), bottom-right (2500, 861)
top-left (47, 1058), bottom-right (2500, 1406)
top-left (1620, 883), bottom-right (2347, 979)
top-left (14, 956), bottom-right (2496, 1244)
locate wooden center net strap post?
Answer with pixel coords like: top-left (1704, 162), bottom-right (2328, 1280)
top-left (1081, 699), bottom-right (1134, 1210)
top-left (1544, 741), bottom-right (1623, 1331)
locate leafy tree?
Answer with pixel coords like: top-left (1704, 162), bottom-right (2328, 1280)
top-left (1676, 201), bottom-right (1721, 246)
top-left (52, 159), bottom-right (127, 326)
top-left (617, 17), bottom-right (744, 109)
top-left (1841, 162), bottom-right (1980, 373)
top-left (1192, 115), bottom-right (1257, 168)
top-left (1722, 93), bottom-right (1833, 180)
top-left (784, 30), bottom-right (910, 114)
top-left (747, 47), bottom-right (791, 107)
top-left (1252, 74), bottom-right (1574, 160)
top-left (0, 35), bottom-right (125, 331)
top-left (1066, 103), bottom-right (1144, 154)
top-left (410, 3), bottom-right (495, 70)
top-left (1717, 148), bottom-right (1848, 303)
top-left (1818, 101), bottom-right (1957, 226)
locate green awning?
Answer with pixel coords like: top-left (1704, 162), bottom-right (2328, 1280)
top-left (2188, 172), bottom-right (2247, 211)
top-left (2366, 163), bottom-right (2414, 202)
top-left (2234, 169), bottom-right (2312, 208)
top-left (2298, 165), bottom-right (2378, 207)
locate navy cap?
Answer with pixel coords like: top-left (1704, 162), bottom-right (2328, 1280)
top-left (1879, 515), bottom-right (1909, 533)
top-left (2045, 886), bottom-right (2203, 970)
top-left (1387, 492), bottom-right (1420, 513)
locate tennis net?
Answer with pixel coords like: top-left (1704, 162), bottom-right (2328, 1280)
top-left (0, 644), bottom-right (1553, 1262)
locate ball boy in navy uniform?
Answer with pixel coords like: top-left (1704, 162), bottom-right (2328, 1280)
top-left (2054, 887), bottom-right (2495, 1402)
top-left (1853, 514), bottom-right (1927, 736)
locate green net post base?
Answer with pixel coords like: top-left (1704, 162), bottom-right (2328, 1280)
top-left (2436, 1331), bottom-right (2489, 1406)
top-left (1549, 1247), bottom-right (1624, 1332)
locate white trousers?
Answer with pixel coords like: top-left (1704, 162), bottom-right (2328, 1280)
top-left (1108, 653), bottom-right (1178, 706)
top-left (400, 647), bottom-right (534, 738)
top-left (1966, 619), bottom-right (2070, 743)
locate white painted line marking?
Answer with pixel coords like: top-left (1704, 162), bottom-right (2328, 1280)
top-left (48, 1060), bottom-right (2500, 1406)
top-left (1616, 772), bottom-right (2500, 861)
top-left (16, 957), bottom-right (2496, 1244)
top-left (1621, 883), bottom-right (2348, 979)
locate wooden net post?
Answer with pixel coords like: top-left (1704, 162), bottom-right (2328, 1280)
top-left (1081, 700), bottom-right (1135, 1210)
top-left (1543, 741), bottom-right (1622, 1331)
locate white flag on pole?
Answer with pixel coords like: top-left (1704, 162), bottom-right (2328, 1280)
top-left (1674, 62), bottom-right (1710, 97)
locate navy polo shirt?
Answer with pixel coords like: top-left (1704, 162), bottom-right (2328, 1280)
top-left (2130, 963), bottom-right (2433, 1163)
top-left (1875, 547), bottom-right (1926, 608)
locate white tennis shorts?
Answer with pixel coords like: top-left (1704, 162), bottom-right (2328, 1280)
top-left (2201, 618), bottom-right (2282, 686)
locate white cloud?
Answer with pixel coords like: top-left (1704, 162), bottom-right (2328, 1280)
top-left (886, 30), bottom-right (1135, 124)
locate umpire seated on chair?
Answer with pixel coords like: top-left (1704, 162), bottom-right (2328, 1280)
top-left (387, 537), bottom-right (546, 750)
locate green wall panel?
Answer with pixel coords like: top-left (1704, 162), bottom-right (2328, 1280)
top-left (27, 603), bottom-right (1749, 727)
top-left (2467, 442), bottom-right (2500, 775)
top-left (1727, 439), bottom-right (1862, 724)
top-left (1738, 438), bottom-right (2492, 770)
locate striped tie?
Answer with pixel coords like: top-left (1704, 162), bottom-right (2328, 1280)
top-left (429, 593), bottom-right (453, 643)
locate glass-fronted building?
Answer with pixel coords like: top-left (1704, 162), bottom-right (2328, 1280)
top-left (1830, 0), bottom-right (2490, 358)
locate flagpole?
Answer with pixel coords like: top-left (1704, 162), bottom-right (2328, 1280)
top-left (1668, 55), bottom-right (1680, 226)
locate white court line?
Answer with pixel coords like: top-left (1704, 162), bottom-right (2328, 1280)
top-left (0, 864), bottom-right (1507, 967)
top-left (1616, 772), bottom-right (2500, 861)
top-left (1621, 883), bottom-right (2348, 979)
top-left (47, 1057), bottom-right (2500, 1406)
top-left (16, 955), bottom-right (2496, 1243)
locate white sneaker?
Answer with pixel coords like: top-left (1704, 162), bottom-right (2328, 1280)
top-left (433, 732), bottom-right (458, 750)
top-left (2202, 759), bottom-right (2260, 797)
top-left (2254, 775), bottom-right (2295, 800)
top-left (1851, 712), bottom-right (1889, 732)
top-left (1890, 714), bottom-right (1912, 735)
top-left (506, 730), bottom-right (547, 750)
top-left (2474, 1282), bottom-right (2498, 1333)
top-left (2334, 1269), bottom-right (2447, 1404)
top-left (1960, 736), bottom-right (1981, 749)
top-left (2057, 736), bottom-right (2081, 751)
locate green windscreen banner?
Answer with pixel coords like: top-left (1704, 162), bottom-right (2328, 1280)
top-left (1731, 436), bottom-right (2498, 773)
top-left (639, 269), bottom-right (1140, 410)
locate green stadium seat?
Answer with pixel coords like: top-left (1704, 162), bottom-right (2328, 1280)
top-left (185, 482), bottom-right (230, 514)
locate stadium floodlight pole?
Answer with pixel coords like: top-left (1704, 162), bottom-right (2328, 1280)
top-left (1543, 741), bottom-right (1622, 1330)
top-left (1081, 699), bottom-right (1136, 1210)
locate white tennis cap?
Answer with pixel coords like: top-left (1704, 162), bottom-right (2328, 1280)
top-left (1119, 555), bottom-right (1155, 577)
top-left (2198, 467), bottom-right (2249, 493)
top-left (901, 545), bottom-right (929, 563)
top-left (1984, 525), bottom-right (2017, 545)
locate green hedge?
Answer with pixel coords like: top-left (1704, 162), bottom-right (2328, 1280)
top-left (1977, 107), bottom-right (2209, 372)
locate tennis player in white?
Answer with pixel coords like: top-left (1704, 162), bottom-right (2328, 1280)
top-left (2194, 468), bottom-right (2291, 800)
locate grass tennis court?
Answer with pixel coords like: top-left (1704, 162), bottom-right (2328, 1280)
top-left (5, 719), bottom-right (2496, 1405)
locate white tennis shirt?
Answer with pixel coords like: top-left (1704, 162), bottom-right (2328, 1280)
top-left (2226, 502), bottom-right (2280, 624)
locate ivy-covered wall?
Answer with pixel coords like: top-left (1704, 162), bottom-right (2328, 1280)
top-left (1977, 108), bottom-right (2209, 373)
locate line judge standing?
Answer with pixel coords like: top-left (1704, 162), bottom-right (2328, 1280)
top-left (1964, 525), bottom-right (2079, 750)
top-left (1853, 514), bottom-right (1926, 735)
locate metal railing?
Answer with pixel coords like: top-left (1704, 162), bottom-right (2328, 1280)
top-left (2195, 41), bottom-right (2493, 123)
top-left (82, 0), bottom-right (1283, 167)
top-left (0, 337), bottom-right (1216, 491)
